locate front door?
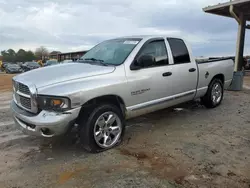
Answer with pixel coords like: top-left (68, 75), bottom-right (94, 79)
top-left (125, 38), bottom-right (174, 109)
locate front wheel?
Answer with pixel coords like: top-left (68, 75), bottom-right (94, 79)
top-left (201, 79), bottom-right (224, 108)
top-left (79, 104), bottom-right (125, 153)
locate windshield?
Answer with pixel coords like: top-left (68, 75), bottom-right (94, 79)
top-left (80, 38), bottom-right (141, 65)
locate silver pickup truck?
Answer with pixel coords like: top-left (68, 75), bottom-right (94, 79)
top-left (11, 35), bottom-right (234, 152)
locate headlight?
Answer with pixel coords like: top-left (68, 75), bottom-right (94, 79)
top-left (37, 95), bottom-right (71, 111)
top-left (12, 80), bottom-right (18, 92)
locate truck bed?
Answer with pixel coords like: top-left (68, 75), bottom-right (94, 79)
top-left (196, 57), bottom-right (234, 64)
top-left (195, 58), bottom-right (234, 98)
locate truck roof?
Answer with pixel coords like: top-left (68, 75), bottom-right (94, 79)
top-left (115, 35), bottom-right (184, 41)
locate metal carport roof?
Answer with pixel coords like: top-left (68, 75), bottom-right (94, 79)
top-left (203, 0), bottom-right (250, 90)
top-left (203, 0), bottom-right (250, 22)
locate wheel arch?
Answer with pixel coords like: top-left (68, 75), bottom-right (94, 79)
top-left (76, 95), bottom-right (126, 124)
top-left (211, 74), bottom-right (225, 85)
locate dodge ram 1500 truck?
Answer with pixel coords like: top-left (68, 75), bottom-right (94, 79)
top-left (11, 35), bottom-right (234, 152)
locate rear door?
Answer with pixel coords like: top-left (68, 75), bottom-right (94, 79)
top-left (167, 38), bottom-right (198, 101)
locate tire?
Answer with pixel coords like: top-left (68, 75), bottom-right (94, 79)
top-left (79, 104), bottom-right (125, 153)
top-left (201, 78), bottom-right (224, 108)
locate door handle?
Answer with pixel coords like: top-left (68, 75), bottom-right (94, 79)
top-left (189, 68), bottom-right (196, 72)
top-left (162, 72), bottom-right (172, 77)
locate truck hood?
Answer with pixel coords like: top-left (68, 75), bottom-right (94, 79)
top-left (14, 63), bottom-right (115, 88)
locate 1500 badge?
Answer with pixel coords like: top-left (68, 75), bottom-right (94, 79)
top-left (131, 88), bottom-right (150, 96)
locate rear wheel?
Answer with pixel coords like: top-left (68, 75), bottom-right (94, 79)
top-left (201, 79), bottom-right (224, 108)
top-left (79, 104), bottom-right (125, 153)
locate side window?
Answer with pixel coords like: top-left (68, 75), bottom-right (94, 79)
top-left (167, 38), bottom-right (190, 64)
top-left (138, 40), bottom-right (168, 67)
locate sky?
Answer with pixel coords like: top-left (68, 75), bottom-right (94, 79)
top-left (0, 0), bottom-right (249, 57)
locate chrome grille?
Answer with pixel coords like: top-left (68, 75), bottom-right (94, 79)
top-left (18, 83), bottom-right (30, 95)
top-left (19, 95), bottom-right (31, 109)
top-left (13, 80), bottom-right (35, 112)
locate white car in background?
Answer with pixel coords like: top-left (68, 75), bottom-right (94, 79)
top-left (61, 60), bottom-right (73, 63)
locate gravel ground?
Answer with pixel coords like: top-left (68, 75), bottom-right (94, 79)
top-left (0, 78), bottom-right (250, 188)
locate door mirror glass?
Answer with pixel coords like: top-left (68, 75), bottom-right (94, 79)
top-left (136, 54), bottom-right (155, 68)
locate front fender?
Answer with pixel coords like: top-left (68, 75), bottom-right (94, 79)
top-left (37, 66), bottom-right (128, 109)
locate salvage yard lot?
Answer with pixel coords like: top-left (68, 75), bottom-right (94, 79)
top-left (0, 74), bottom-right (250, 188)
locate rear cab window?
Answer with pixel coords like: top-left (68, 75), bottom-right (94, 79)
top-left (167, 38), bottom-right (191, 64)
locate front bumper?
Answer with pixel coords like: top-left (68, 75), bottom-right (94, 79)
top-left (11, 100), bottom-right (81, 137)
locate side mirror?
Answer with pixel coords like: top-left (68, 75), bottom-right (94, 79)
top-left (131, 54), bottom-right (155, 70)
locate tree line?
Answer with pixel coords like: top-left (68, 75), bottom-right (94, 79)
top-left (1, 46), bottom-right (49, 63)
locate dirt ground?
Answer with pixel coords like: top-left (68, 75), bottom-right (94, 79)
top-left (0, 74), bottom-right (15, 92)
top-left (0, 74), bottom-right (250, 188)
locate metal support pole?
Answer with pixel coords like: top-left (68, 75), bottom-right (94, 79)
top-left (234, 13), bottom-right (246, 72)
top-left (229, 5), bottom-right (240, 24)
top-left (228, 6), bottom-right (246, 91)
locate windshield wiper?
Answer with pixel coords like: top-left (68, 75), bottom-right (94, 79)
top-left (82, 58), bottom-right (109, 66)
top-left (84, 58), bottom-right (104, 62)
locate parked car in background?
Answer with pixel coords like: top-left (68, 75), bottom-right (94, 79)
top-left (16, 62), bottom-right (23, 66)
top-left (21, 62), bottom-right (40, 72)
top-left (61, 59), bottom-right (73, 64)
top-left (1, 62), bottom-right (14, 72)
top-left (2, 62), bottom-right (10, 70)
top-left (11, 35), bottom-right (234, 153)
top-left (44, 59), bottom-right (58, 67)
top-left (5, 64), bottom-right (23, 74)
